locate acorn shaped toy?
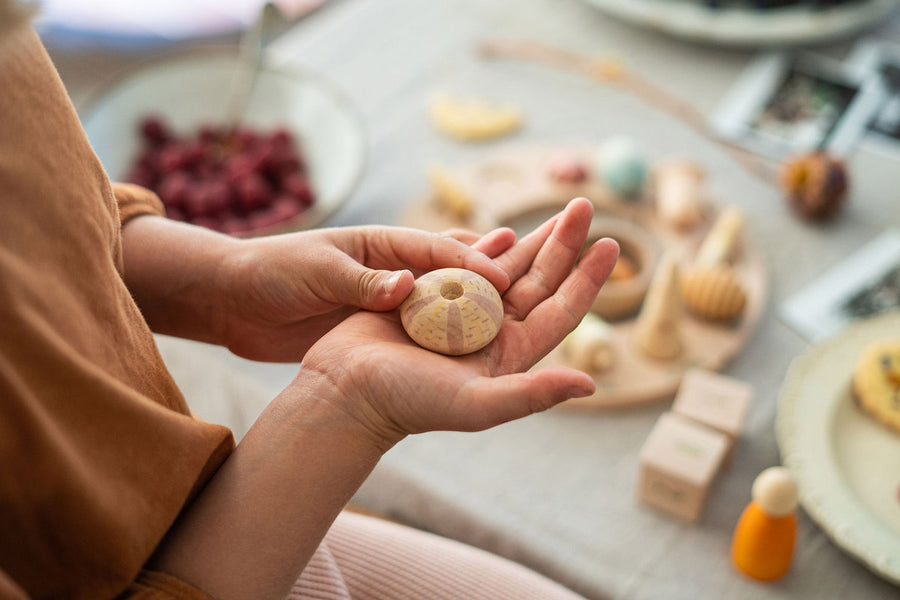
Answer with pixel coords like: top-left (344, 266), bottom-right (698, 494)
top-left (400, 268), bottom-right (504, 356)
top-left (731, 466), bottom-right (798, 582)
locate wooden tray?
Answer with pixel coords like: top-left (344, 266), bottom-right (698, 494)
top-left (402, 145), bottom-right (767, 408)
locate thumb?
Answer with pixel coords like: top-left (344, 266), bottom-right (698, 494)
top-left (350, 267), bottom-right (415, 311)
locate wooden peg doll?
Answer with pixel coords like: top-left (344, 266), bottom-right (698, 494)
top-left (731, 466), bottom-right (798, 582)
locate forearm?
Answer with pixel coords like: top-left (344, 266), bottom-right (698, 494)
top-left (121, 215), bottom-right (240, 343)
top-left (149, 366), bottom-right (395, 599)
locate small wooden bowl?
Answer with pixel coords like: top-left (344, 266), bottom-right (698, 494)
top-left (587, 217), bottom-right (661, 321)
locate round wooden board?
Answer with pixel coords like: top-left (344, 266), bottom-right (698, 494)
top-left (403, 145), bottom-right (767, 408)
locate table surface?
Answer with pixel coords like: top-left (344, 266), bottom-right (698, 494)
top-left (50, 1), bottom-right (900, 598)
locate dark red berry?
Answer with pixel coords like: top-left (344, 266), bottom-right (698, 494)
top-left (235, 172), bottom-right (273, 211)
top-left (157, 172), bottom-right (192, 208)
top-left (139, 116), bottom-right (171, 146)
top-left (158, 145), bottom-right (188, 173)
top-left (282, 174), bottom-right (314, 207)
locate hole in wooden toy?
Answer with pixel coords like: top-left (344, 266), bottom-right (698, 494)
top-left (441, 281), bottom-right (464, 300)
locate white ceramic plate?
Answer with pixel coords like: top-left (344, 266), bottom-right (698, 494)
top-left (776, 311), bottom-right (900, 585)
top-left (580, 0), bottom-right (898, 47)
top-left (81, 49), bottom-right (366, 234)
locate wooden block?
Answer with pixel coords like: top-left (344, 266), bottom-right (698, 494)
top-left (671, 368), bottom-right (752, 465)
top-left (638, 412), bottom-right (729, 522)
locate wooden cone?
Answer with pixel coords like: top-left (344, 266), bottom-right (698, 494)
top-left (634, 252), bottom-right (683, 359)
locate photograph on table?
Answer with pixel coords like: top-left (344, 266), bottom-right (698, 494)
top-left (780, 228), bottom-right (900, 342)
top-left (710, 51), bottom-right (884, 160)
top-left (847, 40), bottom-right (900, 161)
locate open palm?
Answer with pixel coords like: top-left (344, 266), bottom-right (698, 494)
top-left (300, 198), bottom-right (619, 440)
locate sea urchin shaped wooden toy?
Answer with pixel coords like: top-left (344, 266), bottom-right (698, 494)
top-left (400, 268), bottom-right (504, 355)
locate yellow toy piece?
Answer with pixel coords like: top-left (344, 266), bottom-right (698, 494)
top-left (428, 94), bottom-right (522, 142)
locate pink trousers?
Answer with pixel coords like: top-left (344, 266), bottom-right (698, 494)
top-left (285, 511), bottom-right (585, 600)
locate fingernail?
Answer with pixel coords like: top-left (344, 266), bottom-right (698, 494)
top-left (569, 382), bottom-right (595, 398)
top-left (385, 271), bottom-right (404, 295)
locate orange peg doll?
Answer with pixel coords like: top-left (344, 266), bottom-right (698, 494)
top-left (731, 466), bottom-right (798, 581)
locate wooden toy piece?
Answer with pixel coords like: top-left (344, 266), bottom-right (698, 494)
top-left (545, 151), bottom-right (588, 184)
top-left (654, 161), bottom-right (706, 231)
top-left (671, 368), bottom-right (753, 466)
top-left (694, 206), bottom-right (745, 269)
top-left (428, 165), bottom-right (476, 220)
top-left (780, 152), bottom-right (848, 222)
top-left (400, 268), bottom-right (504, 356)
top-left (681, 266), bottom-right (747, 323)
top-left (563, 313), bottom-right (615, 373)
top-left (637, 411), bottom-right (729, 522)
top-left (588, 217), bottom-right (661, 322)
top-left (428, 93), bottom-right (522, 142)
top-left (596, 136), bottom-right (647, 199)
top-left (731, 466), bottom-right (798, 582)
top-left (633, 252), bottom-right (683, 360)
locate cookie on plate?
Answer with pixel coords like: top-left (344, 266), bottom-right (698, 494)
top-left (852, 340), bottom-right (900, 434)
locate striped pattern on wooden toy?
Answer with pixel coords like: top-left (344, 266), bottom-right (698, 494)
top-left (400, 268), bottom-right (503, 355)
top-left (680, 267), bottom-right (747, 323)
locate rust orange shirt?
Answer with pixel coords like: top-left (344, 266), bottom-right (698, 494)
top-left (0, 14), bottom-right (234, 600)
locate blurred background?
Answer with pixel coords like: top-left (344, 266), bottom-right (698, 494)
top-left (30, 1), bottom-right (900, 599)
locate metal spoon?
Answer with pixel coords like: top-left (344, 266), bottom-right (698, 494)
top-left (223, 2), bottom-right (283, 132)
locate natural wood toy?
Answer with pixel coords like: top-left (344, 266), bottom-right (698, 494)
top-left (680, 267), bottom-right (747, 323)
top-left (779, 152), bottom-right (848, 222)
top-left (680, 206), bottom-right (748, 323)
top-left (588, 217), bottom-right (661, 321)
top-left (545, 151), bottom-right (589, 184)
top-left (634, 252), bottom-right (683, 360)
top-left (731, 466), bottom-right (798, 582)
top-left (695, 206), bottom-right (745, 269)
top-left (428, 165), bottom-right (476, 220)
top-left (401, 145), bottom-right (769, 408)
top-left (596, 136), bottom-right (647, 199)
top-left (654, 161), bottom-right (706, 231)
top-left (563, 313), bottom-right (615, 373)
top-left (428, 93), bottom-right (522, 142)
top-left (672, 368), bottom-right (753, 466)
top-left (399, 268), bottom-right (504, 356)
top-left (638, 411), bottom-right (729, 522)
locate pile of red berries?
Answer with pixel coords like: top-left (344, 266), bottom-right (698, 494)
top-left (126, 115), bottom-right (315, 235)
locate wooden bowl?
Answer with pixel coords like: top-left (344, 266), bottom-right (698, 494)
top-left (588, 217), bottom-right (661, 321)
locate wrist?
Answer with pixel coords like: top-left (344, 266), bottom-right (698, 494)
top-left (284, 359), bottom-right (407, 456)
top-left (121, 216), bottom-right (240, 343)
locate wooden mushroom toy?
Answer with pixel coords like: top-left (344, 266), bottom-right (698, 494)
top-left (400, 268), bottom-right (504, 355)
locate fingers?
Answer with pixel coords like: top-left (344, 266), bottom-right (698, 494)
top-left (357, 227), bottom-right (511, 292)
top-left (455, 368), bottom-right (595, 430)
top-left (470, 227), bottom-right (516, 259)
top-left (503, 198), bottom-right (595, 320)
top-left (443, 227), bottom-right (517, 259)
top-left (492, 214), bottom-right (559, 284)
top-left (516, 237), bottom-right (619, 360)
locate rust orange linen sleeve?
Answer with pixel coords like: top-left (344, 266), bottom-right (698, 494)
top-left (0, 18), bottom-right (234, 600)
top-left (113, 182), bottom-right (167, 226)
